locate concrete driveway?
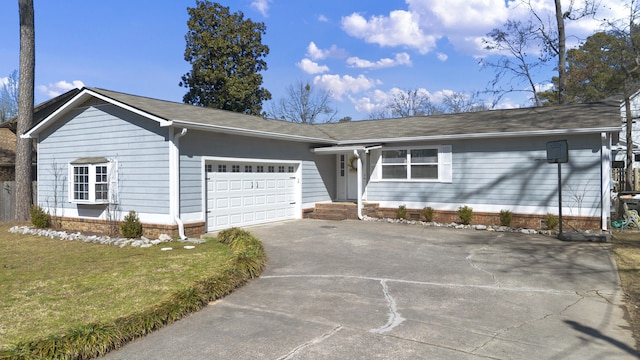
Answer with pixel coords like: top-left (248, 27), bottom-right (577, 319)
top-left (104, 219), bottom-right (638, 359)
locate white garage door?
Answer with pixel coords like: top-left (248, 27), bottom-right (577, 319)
top-left (206, 164), bottom-right (299, 232)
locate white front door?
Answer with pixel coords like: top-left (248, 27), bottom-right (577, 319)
top-left (336, 153), bottom-right (360, 201)
top-left (206, 162), bottom-right (299, 232)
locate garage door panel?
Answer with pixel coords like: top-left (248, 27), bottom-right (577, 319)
top-left (207, 169), bottom-right (298, 232)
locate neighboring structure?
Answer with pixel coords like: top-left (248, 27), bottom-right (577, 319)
top-left (24, 88), bottom-right (620, 237)
top-left (0, 128), bottom-right (16, 181)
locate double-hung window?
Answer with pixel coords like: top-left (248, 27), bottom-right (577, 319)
top-left (69, 157), bottom-right (117, 204)
top-left (378, 146), bottom-right (452, 182)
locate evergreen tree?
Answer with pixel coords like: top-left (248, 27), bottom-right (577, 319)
top-left (180, 1), bottom-right (271, 115)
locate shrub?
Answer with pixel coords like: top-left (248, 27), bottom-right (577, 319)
top-left (217, 227), bottom-right (250, 245)
top-left (30, 205), bottom-right (50, 228)
top-left (545, 213), bottom-right (559, 230)
top-left (396, 205), bottom-right (407, 220)
top-left (499, 209), bottom-right (513, 227)
top-left (422, 207), bottom-right (434, 222)
top-left (120, 210), bottom-right (143, 238)
top-left (457, 205), bottom-right (473, 225)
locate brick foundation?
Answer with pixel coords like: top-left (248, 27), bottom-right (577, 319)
top-left (304, 203), bottom-right (602, 231)
top-left (54, 216), bottom-right (205, 239)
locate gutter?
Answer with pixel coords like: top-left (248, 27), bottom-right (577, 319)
top-left (171, 128), bottom-right (188, 240)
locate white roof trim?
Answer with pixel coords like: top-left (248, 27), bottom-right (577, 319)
top-left (334, 127), bottom-right (621, 145)
top-left (170, 119), bottom-right (336, 144)
top-left (311, 144), bottom-right (381, 154)
top-left (23, 88), bottom-right (173, 138)
top-left (84, 89), bottom-right (173, 127)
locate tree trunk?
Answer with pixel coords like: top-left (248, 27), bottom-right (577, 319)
top-left (625, 90), bottom-right (634, 191)
top-left (15, 0), bottom-right (35, 221)
top-left (554, 0), bottom-right (566, 105)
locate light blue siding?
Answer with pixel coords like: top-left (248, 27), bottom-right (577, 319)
top-left (178, 130), bottom-right (333, 214)
top-left (366, 135), bottom-right (602, 215)
top-left (37, 104), bottom-right (170, 215)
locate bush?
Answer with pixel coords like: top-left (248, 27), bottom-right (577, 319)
top-left (30, 205), bottom-right (50, 228)
top-left (499, 209), bottom-right (513, 227)
top-left (422, 207), bottom-right (434, 222)
top-left (545, 213), bottom-right (559, 230)
top-left (457, 205), bottom-right (473, 225)
top-left (120, 210), bottom-right (143, 238)
top-left (396, 205), bottom-right (407, 220)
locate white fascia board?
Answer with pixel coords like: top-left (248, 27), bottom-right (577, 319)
top-left (311, 144), bottom-right (382, 154)
top-left (334, 127), bottom-right (621, 145)
top-left (22, 90), bottom-right (89, 138)
top-left (22, 88), bottom-right (173, 139)
top-left (170, 119), bottom-right (336, 144)
top-left (84, 89), bottom-right (173, 127)
top-left (311, 145), bottom-right (366, 154)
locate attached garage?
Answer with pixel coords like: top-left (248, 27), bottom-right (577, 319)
top-left (205, 159), bottom-right (301, 232)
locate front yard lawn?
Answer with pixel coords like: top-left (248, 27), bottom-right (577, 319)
top-left (0, 223), bottom-right (235, 351)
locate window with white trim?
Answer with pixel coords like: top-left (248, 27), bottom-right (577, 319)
top-left (377, 146), bottom-right (452, 182)
top-left (69, 158), bottom-right (118, 204)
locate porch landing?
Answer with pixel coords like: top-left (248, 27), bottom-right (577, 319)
top-left (303, 202), bottom-right (381, 221)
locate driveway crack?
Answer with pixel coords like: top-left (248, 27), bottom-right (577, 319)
top-left (466, 246), bottom-right (500, 287)
top-left (276, 325), bottom-right (343, 360)
top-left (370, 279), bottom-right (406, 334)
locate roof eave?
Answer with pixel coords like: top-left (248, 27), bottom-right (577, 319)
top-left (334, 127), bottom-right (621, 145)
top-left (23, 88), bottom-right (173, 138)
top-left (170, 119), bottom-right (336, 144)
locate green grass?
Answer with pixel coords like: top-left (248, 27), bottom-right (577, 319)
top-left (0, 223), bottom-right (264, 357)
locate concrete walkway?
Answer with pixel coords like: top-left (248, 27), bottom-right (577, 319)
top-left (104, 219), bottom-right (638, 359)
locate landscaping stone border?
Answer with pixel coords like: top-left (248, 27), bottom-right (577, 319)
top-left (8, 226), bottom-right (205, 247)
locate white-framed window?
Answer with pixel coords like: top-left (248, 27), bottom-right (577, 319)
top-left (69, 158), bottom-right (118, 204)
top-left (376, 145), bottom-right (452, 182)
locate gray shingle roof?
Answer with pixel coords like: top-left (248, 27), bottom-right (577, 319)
top-left (316, 100), bottom-right (621, 143)
top-left (81, 88), bottom-right (621, 144)
top-left (89, 88), bottom-right (334, 142)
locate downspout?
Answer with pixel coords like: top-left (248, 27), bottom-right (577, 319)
top-left (171, 128), bottom-right (188, 240)
top-left (353, 149), bottom-right (363, 220)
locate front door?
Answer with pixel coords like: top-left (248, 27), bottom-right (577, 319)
top-left (336, 153), bottom-right (359, 201)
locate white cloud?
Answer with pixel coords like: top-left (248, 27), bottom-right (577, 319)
top-left (341, 10), bottom-right (437, 54)
top-left (313, 74), bottom-right (378, 100)
top-left (347, 52), bottom-right (412, 70)
top-left (318, 14), bottom-right (329, 22)
top-left (436, 52), bottom-right (448, 61)
top-left (297, 58), bottom-right (330, 74)
top-left (340, 0), bottom-right (625, 57)
top-left (250, 0), bottom-right (271, 17)
top-left (306, 42), bottom-right (346, 60)
top-left (37, 80), bottom-right (84, 98)
top-left (0, 77), bottom-right (8, 87)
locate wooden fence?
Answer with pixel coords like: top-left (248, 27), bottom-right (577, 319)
top-left (0, 181), bottom-right (37, 222)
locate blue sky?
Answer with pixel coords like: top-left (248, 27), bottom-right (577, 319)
top-left (0, 0), bottom-right (628, 121)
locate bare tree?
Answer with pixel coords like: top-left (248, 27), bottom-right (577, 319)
top-left (525, 0), bottom-right (599, 105)
top-left (482, 20), bottom-right (545, 106)
top-left (15, 0), bottom-right (35, 221)
top-left (441, 92), bottom-right (489, 113)
top-left (0, 70), bottom-right (19, 122)
top-left (270, 80), bottom-right (337, 124)
top-left (370, 89), bottom-right (442, 119)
